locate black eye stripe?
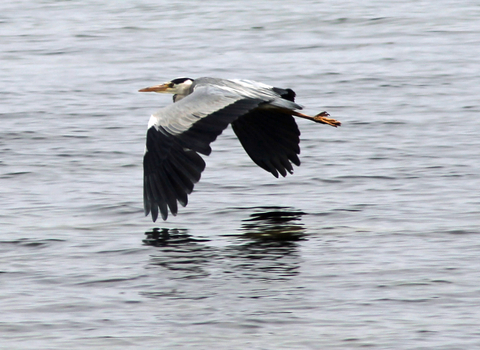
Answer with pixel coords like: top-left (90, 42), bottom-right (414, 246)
top-left (171, 77), bottom-right (193, 85)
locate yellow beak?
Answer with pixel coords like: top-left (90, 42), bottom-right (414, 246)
top-left (138, 83), bottom-right (170, 93)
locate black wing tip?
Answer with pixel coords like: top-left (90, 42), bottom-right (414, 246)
top-left (144, 205), bottom-right (167, 222)
top-left (144, 127), bottom-right (208, 222)
top-left (147, 201), bottom-right (183, 222)
top-left (272, 87), bottom-right (296, 102)
top-left (160, 210), bottom-right (168, 221)
top-left (149, 208), bottom-right (159, 222)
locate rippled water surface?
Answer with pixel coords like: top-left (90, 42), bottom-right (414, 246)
top-left (1, 0), bottom-right (480, 349)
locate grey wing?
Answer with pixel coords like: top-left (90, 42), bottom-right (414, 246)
top-left (200, 77), bottom-right (303, 111)
top-left (144, 85), bottom-right (265, 221)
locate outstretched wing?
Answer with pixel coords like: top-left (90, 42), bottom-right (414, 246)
top-left (231, 109), bottom-right (300, 178)
top-left (144, 84), bottom-right (265, 221)
top-left (232, 85), bottom-right (301, 178)
top-left (143, 127), bottom-right (205, 222)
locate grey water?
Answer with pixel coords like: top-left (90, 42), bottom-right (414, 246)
top-left (1, 0), bottom-right (480, 349)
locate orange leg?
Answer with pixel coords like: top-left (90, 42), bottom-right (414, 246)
top-left (290, 110), bottom-right (341, 127)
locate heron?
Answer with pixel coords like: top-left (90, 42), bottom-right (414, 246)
top-left (139, 77), bottom-right (341, 221)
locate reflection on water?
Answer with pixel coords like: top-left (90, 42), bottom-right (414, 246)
top-left (143, 208), bottom-right (306, 283)
top-left (224, 207), bottom-right (306, 280)
top-left (236, 206), bottom-right (307, 242)
top-left (144, 228), bottom-right (215, 280)
top-left (143, 228), bottom-right (210, 247)
top-left (223, 241), bottom-right (302, 281)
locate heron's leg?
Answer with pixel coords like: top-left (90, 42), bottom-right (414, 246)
top-left (290, 110), bottom-right (341, 127)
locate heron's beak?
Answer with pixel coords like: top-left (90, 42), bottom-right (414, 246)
top-left (138, 83), bottom-right (170, 93)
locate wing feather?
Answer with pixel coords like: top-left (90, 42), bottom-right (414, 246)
top-left (231, 109), bottom-right (301, 178)
top-left (144, 126), bottom-right (206, 221)
top-left (144, 85), bottom-right (266, 221)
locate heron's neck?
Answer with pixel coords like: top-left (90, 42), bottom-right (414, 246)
top-left (172, 81), bottom-right (193, 102)
top-left (173, 94), bottom-right (187, 102)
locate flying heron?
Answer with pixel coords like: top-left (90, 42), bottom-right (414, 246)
top-left (139, 77), bottom-right (341, 221)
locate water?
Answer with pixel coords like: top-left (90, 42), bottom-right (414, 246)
top-left (1, 0), bottom-right (480, 348)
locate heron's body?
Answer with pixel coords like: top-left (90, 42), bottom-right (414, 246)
top-left (139, 77), bottom-right (340, 221)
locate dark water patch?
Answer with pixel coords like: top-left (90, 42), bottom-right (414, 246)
top-left (77, 276), bottom-right (144, 286)
top-left (417, 329), bottom-right (437, 334)
top-left (430, 280), bottom-right (453, 284)
top-left (120, 26), bottom-right (144, 31)
top-left (377, 298), bottom-right (433, 303)
top-left (74, 34), bottom-right (104, 38)
top-left (446, 229), bottom-right (479, 235)
top-left (42, 50), bottom-right (72, 56)
top-left (348, 121), bottom-right (372, 125)
top-left (334, 17), bottom-right (349, 24)
top-left (96, 248), bottom-right (145, 255)
top-left (0, 171), bottom-right (32, 178)
top-left (295, 44), bottom-right (327, 51)
top-left (383, 121), bottom-right (407, 125)
top-left (336, 175), bottom-right (396, 180)
top-left (0, 238), bottom-right (65, 248)
top-left (378, 279), bottom-right (454, 289)
top-left (103, 126), bottom-right (123, 130)
top-left (61, 134), bottom-right (89, 139)
top-left (312, 178), bottom-right (343, 183)
top-left (369, 17), bottom-right (389, 21)
top-left (395, 281), bottom-right (434, 287)
top-left (333, 208), bottom-right (363, 212)
top-left (141, 290), bottom-right (210, 300)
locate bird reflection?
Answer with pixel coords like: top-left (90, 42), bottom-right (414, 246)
top-left (223, 207), bottom-right (307, 280)
top-left (237, 206), bottom-right (307, 242)
top-left (143, 228), bottom-right (209, 246)
top-left (143, 208), bottom-right (307, 284)
top-left (143, 228), bottom-right (214, 280)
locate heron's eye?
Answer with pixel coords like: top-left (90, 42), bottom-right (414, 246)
top-left (168, 83), bottom-right (174, 88)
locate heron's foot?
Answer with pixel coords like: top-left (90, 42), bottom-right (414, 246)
top-left (314, 112), bottom-right (341, 127)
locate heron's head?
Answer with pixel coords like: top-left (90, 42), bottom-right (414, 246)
top-left (138, 77), bottom-right (194, 95)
